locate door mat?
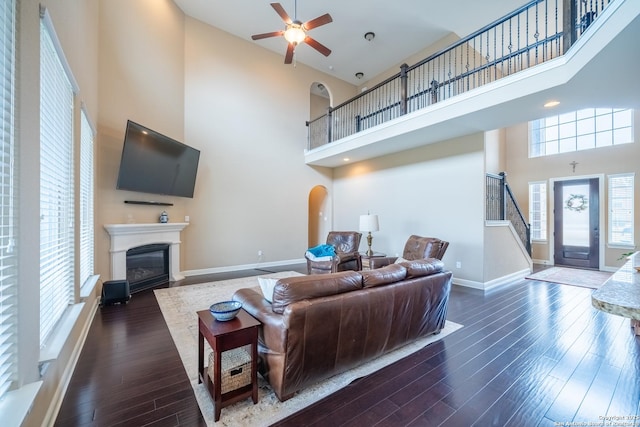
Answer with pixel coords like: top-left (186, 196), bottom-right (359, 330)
top-left (525, 266), bottom-right (612, 289)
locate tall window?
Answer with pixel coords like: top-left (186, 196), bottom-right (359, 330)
top-left (79, 109), bottom-right (94, 286)
top-left (529, 182), bottom-right (547, 241)
top-left (0, 0), bottom-right (18, 400)
top-left (608, 173), bottom-right (634, 246)
top-left (530, 108), bottom-right (633, 157)
top-left (40, 17), bottom-right (75, 345)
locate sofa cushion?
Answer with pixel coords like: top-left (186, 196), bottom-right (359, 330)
top-left (271, 271), bottom-right (363, 314)
top-left (361, 264), bottom-right (407, 288)
top-left (400, 258), bottom-right (445, 279)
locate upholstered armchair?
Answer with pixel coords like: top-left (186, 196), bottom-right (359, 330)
top-left (306, 231), bottom-right (363, 274)
top-left (369, 235), bottom-right (449, 269)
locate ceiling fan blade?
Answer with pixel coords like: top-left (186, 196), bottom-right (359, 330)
top-left (251, 30), bottom-right (284, 40)
top-left (304, 36), bottom-right (331, 57)
top-left (303, 13), bottom-right (333, 31)
top-left (284, 43), bottom-right (295, 64)
top-left (271, 3), bottom-right (292, 25)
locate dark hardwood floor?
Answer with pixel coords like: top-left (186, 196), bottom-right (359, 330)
top-left (55, 265), bottom-right (640, 426)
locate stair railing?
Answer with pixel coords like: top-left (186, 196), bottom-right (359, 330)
top-left (486, 172), bottom-right (532, 255)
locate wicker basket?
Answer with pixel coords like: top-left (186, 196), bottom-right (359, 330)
top-left (207, 347), bottom-right (252, 394)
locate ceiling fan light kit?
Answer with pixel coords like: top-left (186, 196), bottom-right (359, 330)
top-left (251, 2), bottom-right (333, 64)
top-left (284, 24), bottom-right (306, 44)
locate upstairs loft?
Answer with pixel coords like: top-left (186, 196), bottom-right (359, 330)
top-left (304, 0), bottom-right (640, 168)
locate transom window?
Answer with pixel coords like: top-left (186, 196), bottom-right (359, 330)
top-left (530, 108), bottom-right (633, 157)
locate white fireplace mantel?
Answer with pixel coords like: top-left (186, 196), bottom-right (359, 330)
top-left (104, 223), bottom-right (188, 282)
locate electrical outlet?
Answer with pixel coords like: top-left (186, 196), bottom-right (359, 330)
top-left (184, 215), bottom-right (190, 222)
top-left (456, 261), bottom-right (462, 268)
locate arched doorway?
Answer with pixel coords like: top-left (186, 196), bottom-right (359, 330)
top-left (309, 81), bottom-right (330, 121)
top-left (308, 185), bottom-right (330, 247)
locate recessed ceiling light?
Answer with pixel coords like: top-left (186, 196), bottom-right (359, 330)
top-left (343, 158), bottom-right (350, 162)
top-left (544, 100), bottom-right (560, 108)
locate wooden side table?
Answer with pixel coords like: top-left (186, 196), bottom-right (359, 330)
top-left (361, 252), bottom-right (386, 269)
top-left (197, 308), bottom-right (260, 421)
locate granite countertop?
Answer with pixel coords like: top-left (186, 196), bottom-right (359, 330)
top-left (591, 254), bottom-right (640, 321)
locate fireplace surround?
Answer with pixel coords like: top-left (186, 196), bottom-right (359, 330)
top-left (104, 223), bottom-right (188, 286)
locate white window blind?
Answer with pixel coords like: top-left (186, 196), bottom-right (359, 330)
top-left (0, 0), bottom-right (18, 400)
top-left (608, 173), bottom-right (634, 246)
top-left (79, 109), bottom-right (94, 286)
top-left (529, 182), bottom-right (547, 241)
top-left (40, 17), bottom-right (75, 345)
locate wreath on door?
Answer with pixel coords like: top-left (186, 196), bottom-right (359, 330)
top-left (565, 194), bottom-right (588, 212)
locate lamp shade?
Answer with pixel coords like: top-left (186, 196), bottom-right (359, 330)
top-left (359, 214), bottom-right (379, 232)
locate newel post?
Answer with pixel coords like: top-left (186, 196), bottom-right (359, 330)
top-left (563, 0), bottom-right (578, 52)
top-left (326, 106), bottom-right (333, 144)
top-left (400, 63), bottom-right (408, 116)
top-left (499, 171), bottom-right (507, 220)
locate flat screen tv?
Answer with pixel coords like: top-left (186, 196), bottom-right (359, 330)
top-left (116, 120), bottom-right (200, 198)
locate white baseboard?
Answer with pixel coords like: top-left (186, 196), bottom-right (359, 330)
top-left (483, 268), bottom-right (530, 291)
top-left (452, 277), bottom-right (484, 290)
top-left (452, 268), bottom-right (530, 292)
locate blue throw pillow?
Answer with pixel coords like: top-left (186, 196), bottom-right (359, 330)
top-left (306, 244), bottom-right (336, 257)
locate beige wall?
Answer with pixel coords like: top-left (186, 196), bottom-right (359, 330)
top-left (505, 111), bottom-right (640, 269)
top-left (484, 223), bottom-right (531, 282)
top-left (485, 128), bottom-right (506, 174)
top-left (332, 133), bottom-right (486, 284)
top-left (95, 0), bottom-right (186, 278)
top-left (95, 5), bottom-right (356, 278)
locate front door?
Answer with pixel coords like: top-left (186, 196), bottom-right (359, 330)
top-left (554, 178), bottom-right (599, 269)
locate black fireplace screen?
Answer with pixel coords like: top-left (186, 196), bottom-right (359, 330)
top-left (126, 243), bottom-right (170, 293)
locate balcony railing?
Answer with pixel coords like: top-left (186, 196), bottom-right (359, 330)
top-left (307, 0), bottom-right (614, 150)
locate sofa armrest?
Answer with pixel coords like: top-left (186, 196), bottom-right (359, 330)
top-left (233, 288), bottom-right (287, 353)
top-left (369, 256), bottom-right (398, 269)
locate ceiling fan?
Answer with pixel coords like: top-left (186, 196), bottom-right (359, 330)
top-left (251, 2), bottom-right (333, 64)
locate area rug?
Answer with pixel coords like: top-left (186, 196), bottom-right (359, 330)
top-left (525, 266), bottom-right (612, 289)
top-left (154, 272), bottom-right (462, 426)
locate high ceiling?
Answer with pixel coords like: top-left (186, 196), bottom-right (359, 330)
top-left (173, 0), bottom-right (529, 85)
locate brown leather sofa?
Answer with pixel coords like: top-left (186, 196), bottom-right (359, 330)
top-left (233, 258), bottom-right (452, 401)
top-left (369, 235), bottom-right (449, 269)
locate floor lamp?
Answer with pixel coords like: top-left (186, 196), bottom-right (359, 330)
top-left (359, 214), bottom-right (379, 256)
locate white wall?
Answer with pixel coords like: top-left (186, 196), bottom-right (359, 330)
top-left (333, 133), bottom-right (486, 283)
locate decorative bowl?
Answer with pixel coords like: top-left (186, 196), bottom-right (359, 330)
top-left (209, 300), bottom-right (242, 321)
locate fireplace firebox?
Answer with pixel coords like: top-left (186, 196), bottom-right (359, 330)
top-left (126, 243), bottom-right (170, 293)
